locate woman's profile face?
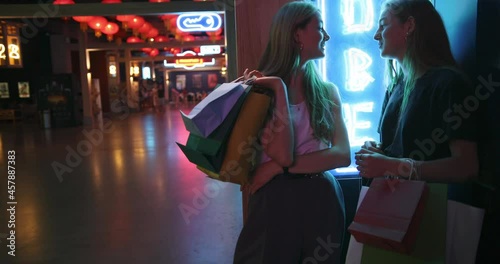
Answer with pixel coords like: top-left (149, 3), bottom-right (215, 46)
top-left (296, 14), bottom-right (330, 62)
top-left (373, 9), bottom-right (407, 62)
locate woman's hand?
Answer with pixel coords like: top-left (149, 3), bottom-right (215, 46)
top-left (241, 161), bottom-right (281, 195)
top-left (354, 148), bottom-right (398, 178)
top-left (361, 141), bottom-right (384, 154)
top-left (232, 68), bottom-right (264, 83)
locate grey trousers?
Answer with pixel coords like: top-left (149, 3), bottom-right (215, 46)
top-left (233, 172), bottom-right (346, 264)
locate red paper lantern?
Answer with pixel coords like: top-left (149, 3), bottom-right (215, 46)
top-left (183, 35), bottom-right (195, 42)
top-left (53, 0), bottom-right (75, 4)
top-left (116, 15), bottom-right (135, 22)
top-left (138, 23), bottom-right (152, 35)
top-left (127, 16), bottom-right (145, 29)
top-left (142, 48), bottom-right (152, 53)
top-left (73, 16), bottom-right (94, 31)
top-left (102, 22), bottom-right (119, 41)
top-left (88, 16), bottom-right (108, 37)
top-left (153, 35), bottom-right (168, 42)
top-left (146, 28), bottom-right (159, 39)
top-left (126, 36), bottom-right (143, 43)
top-left (102, 0), bottom-right (122, 3)
top-left (149, 48), bottom-right (160, 57)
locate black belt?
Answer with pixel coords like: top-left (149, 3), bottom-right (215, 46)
top-left (273, 172), bottom-right (324, 180)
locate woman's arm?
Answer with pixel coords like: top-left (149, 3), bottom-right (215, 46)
top-left (255, 77), bottom-right (294, 167)
top-left (356, 139), bottom-right (478, 182)
top-left (288, 84), bottom-right (351, 173)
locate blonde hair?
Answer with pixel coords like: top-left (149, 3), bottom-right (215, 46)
top-left (258, 1), bottom-right (336, 143)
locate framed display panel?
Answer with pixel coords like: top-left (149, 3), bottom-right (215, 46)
top-left (0, 82), bottom-right (9, 98)
top-left (18, 81), bottom-right (29, 98)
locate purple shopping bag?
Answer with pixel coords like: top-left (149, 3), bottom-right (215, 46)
top-left (180, 82), bottom-right (248, 137)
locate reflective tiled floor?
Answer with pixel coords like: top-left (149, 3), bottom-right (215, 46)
top-left (0, 104), bottom-right (243, 264)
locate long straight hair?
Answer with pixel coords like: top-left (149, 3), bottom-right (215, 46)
top-left (258, 1), bottom-right (335, 143)
top-left (383, 0), bottom-right (457, 110)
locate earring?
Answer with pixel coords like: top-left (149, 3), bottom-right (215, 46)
top-left (405, 32), bottom-right (409, 41)
top-left (299, 43), bottom-right (304, 51)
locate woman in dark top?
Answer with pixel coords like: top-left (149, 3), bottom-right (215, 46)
top-left (355, 0), bottom-right (478, 184)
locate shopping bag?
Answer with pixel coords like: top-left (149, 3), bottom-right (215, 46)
top-left (202, 86), bottom-right (273, 185)
top-left (446, 200), bottom-right (484, 264)
top-left (180, 82), bottom-right (248, 137)
top-left (177, 85), bottom-right (251, 172)
top-left (360, 183), bottom-right (448, 263)
top-left (348, 178), bottom-right (430, 254)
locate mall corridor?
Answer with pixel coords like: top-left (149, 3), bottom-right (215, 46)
top-left (0, 105), bottom-right (243, 264)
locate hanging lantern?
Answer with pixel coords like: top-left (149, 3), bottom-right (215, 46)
top-left (73, 16), bottom-right (94, 31)
top-left (127, 16), bottom-right (145, 36)
top-left (149, 48), bottom-right (160, 57)
top-left (116, 15), bottom-right (135, 30)
top-left (88, 16), bottom-right (108, 38)
top-left (102, 0), bottom-right (122, 3)
top-left (183, 34), bottom-right (195, 42)
top-left (207, 27), bottom-right (223, 42)
top-left (142, 48), bottom-right (152, 53)
top-left (138, 23), bottom-right (152, 35)
top-left (102, 22), bottom-right (119, 41)
top-left (53, 0), bottom-right (75, 4)
top-left (126, 36), bottom-right (143, 43)
top-left (146, 28), bottom-right (159, 39)
top-left (153, 35), bottom-right (168, 43)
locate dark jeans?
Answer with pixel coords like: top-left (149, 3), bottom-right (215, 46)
top-left (233, 172), bottom-right (346, 264)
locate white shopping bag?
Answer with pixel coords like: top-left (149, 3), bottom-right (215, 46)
top-left (446, 200), bottom-right (484, 264)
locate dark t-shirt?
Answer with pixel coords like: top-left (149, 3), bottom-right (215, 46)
top-left (379, 68), bottom-right (477, 161)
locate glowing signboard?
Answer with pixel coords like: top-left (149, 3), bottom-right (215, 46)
top-left (317, 0), bottom-right (386, 174)
top-left (199, 45), bottom-right (221, 55)
top-left (164, 58), bottom-right (215, 70)
top-left (177, 12), bottom-right (222, 32)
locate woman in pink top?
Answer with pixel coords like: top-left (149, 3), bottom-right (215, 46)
top-left (233, 1), bottom-right (351, 263)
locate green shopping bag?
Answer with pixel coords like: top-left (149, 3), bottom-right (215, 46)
top-left (360, 183), bottom-right (448, 264)
top-left (176, 85), bottom-right (251, 172)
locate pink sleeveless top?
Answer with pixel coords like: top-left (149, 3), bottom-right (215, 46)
top-left (261, 101), bottom-right (329, 163)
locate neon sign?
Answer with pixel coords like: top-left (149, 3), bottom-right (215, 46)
top-left (344, 48), bottom-right (374, 92)
top-left (177, 12), bottom-right (222, 32)
top-left (316, 0), bottom-right (387, 174)
top-left (341, 0), bottom-right (374, 34)
top-left (164, 58), bottom-right (215, 70)
top-left (343, 102), bottom-right (375, 147)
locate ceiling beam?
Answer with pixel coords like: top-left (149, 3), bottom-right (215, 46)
top-left (0, 2), bottom-right (225, 18)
